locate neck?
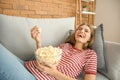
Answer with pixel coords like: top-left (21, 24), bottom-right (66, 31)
top-left (74, 42), bottom-right (83, 50)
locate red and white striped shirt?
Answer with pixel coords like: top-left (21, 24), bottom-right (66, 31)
top-left (25, 43), bottom-right (97, 80)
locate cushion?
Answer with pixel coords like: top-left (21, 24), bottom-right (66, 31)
top-left (96, 73), bottom-right (109, 80)
top-left (92, 24), bottom-right (108, 76)
top-left (0, 14), bottom-right (75, 60)
top-left (68, 24), bottom-right (108, 74)
top-left (104, 41), bottom-right (120, 80)
top-left (0, 43), bottom-right (36, 80)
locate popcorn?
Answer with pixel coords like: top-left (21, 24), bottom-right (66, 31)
top-left (35, 46), bottom-right (62, 67)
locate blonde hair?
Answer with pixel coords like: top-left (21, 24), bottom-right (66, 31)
top-left (65, 23), bottom-right (95, 49)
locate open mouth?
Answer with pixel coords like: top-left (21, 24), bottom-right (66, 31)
top-left (78, 34), bottom-right (85, 38)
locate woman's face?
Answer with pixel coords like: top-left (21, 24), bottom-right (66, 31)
top-left (75, 25), bottom-right (91, 44)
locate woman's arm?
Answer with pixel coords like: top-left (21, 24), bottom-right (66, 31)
top-left (36, 41), bottom-right (41, 49)
top-left (55, 74), bottom-right (96, 80)
top-left (36, 61), bottom-right (77, 80)
top-left (52, 70), bottom-right (77, 80)
top-left (36, 61), bottom-right (96, 80)
top-left (31, 26), bottom-right (41, 49)
top-left (53, 72), bottom-right (96, 80)
top-left (84, 74), bottom-right (96, 80)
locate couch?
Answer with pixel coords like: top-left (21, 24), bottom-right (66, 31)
top-left (0, 14), bottom-right (120, 80)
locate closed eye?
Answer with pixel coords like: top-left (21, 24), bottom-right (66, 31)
top-left (85, 29), bottom-right (90, 33)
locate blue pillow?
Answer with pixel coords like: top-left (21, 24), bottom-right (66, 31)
top-left (0, 43), bottom-right (36, 80)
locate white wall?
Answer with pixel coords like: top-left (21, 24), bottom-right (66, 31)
top-left (95, 0), bottom-right (120, 43)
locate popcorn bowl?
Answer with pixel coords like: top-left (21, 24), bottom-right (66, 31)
top-left (35, 46), bottom-right (62, 67)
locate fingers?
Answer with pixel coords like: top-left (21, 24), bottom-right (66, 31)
top-left (31, 26), bottom-right (41, 39)
top-left (31, 26), bottom-right (38, 32)
top-left (35, 61), bottom-right (46, 72)
top-left (31, 26), bottom-right (41, 33)
top-left (35, 61), bottom-right (57, 75)
top-left (43, 62), bottom-right (54, 68)
top-left (31, 30), bottom-right (40, 39)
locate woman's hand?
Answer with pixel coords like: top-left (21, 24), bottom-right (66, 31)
top-left (31, 26), bottom-right (41, 48)
top-left (31, 26), bottom-right (41, 43)
top-left (35, 61), bottom-right (58, 76)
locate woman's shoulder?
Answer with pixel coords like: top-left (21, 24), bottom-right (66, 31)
top-left (85, 49), bottom-right (97, 56)
top-left (84, 49), bottom-right (97, 61)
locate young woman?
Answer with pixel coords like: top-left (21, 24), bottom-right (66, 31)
top-left (25, 23), bottom-right (97, 80)
top-left (0, 23), bottom-right (97, 80)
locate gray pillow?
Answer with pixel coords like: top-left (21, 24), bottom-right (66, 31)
top-left (92, 24), bottom-right (109, 79)
top-left (68, 24), bottom-right (108, 74)
top-left (92, 24), bottom-right (107, 73)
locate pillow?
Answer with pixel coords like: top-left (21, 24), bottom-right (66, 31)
top-left (68, 24), bottom-right (108, 74)
top-left (0, 14), bottom-right (74, 60)
top-left (92, 24), bottom-right (108, 74)
top-left (0, 43), bottom-right (36, 80)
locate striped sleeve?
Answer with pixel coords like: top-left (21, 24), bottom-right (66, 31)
top-left (84, 50), bottom-right (97, 75)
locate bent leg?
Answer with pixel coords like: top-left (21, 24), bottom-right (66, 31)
top-left (0, 44), bottom-right (36, 80)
